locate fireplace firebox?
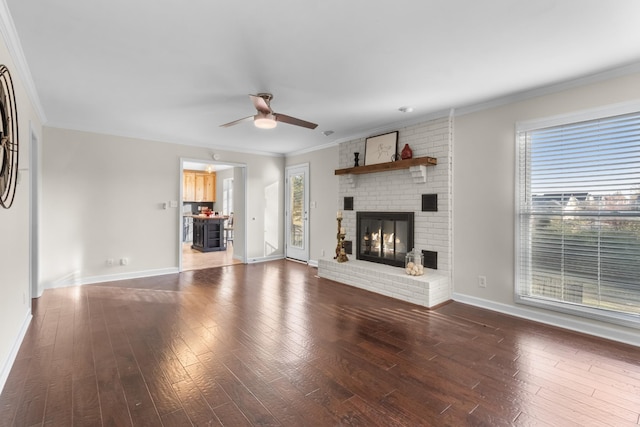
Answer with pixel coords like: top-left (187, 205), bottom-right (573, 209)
top-left (356, 212), bottom-right (414, 267)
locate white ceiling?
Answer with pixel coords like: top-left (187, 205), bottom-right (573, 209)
top-left (6, 0), bottom-right (640, 155)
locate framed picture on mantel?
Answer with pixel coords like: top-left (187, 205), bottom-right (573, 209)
top-left (364, 131), bottom-right (398, 166)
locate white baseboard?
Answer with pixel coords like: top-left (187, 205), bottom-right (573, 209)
top-left (46, 267), bottom-right (180, 289)
top-left (0, 308), bottom-right (32, 395)
top-left (246, 254), bottom-right (285, 264)
top-left (452, 292), bottom-right (640, 348)
top-left (307, 259), bottom-right (318, 268)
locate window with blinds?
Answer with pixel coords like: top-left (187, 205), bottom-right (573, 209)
top-left (516, 109), bottom-right (640, 327)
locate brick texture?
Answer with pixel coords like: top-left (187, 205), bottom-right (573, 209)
top-left (321, 116), bottom-right (453, 307)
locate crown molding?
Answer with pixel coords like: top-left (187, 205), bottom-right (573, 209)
top-left (0, 0), bottom-right (47, 123)
top-left (312, 108), bottom-right (452, 152)
top-left (454, 61), bottom-right (640, 118)
top-left (44, 122), bottom-right (286, 158)
top-left (285, 139), bottom-right (341, 157)
top-left (326, 61), bottom-right (640, 152)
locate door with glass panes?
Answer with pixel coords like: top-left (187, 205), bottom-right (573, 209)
top-left (285, 164), bottom-right (309, 262)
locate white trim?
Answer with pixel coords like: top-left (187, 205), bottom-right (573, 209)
top-left (513, 125), bottom-right (524, 309)
top-left (452, 292), bottom-right (640, 348)
top-left (45, 268), bottom-right (180, 289)
top-left (0, 308), bottom-right (32, 394)
top-left (178, 157), bottom-right (249, 270)
top-left (326, 109), bottom-right (452, 149)
top-left (307, 259), bottom-right (319, 268)
top-left (46, 123), bottom-right (285, 157)
top-left (246, 254), bottom-right (285, 264)
top-left (178, 159), bottom-right (184, 269)
top-left (239, 166), bottom-right (248, 264)
top-left (287, 109), bottom-right (453, 158)
top-left (0, 0), bottom-right (47, 122)
top-left (28, 122), bottom-right (40, 298)
top-left (513, 108), bottom-right (640, 332)
top-left (286, 139), bottom-right (340, 157)
top-left (456, 61), bottom-right (640, 119)
top-left (516, 99), bottom-right (640, 132)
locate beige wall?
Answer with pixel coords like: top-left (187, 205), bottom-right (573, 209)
top-left (0, 33), bottom-right (43, 389)
top-left (453, 71), bottom-right (640, 346)
top-left (40, 127), bottom-right (284, 287)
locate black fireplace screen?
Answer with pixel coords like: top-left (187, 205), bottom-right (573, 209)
top-left (356, 212), bottom-right (414, 267)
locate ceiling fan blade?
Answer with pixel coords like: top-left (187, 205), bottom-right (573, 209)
top-left (219, 115), bottom-right (253, 127)
top-left (249, 94), bottom-right (271, 114)
top-left (275, 113), bottom-right (318, 129)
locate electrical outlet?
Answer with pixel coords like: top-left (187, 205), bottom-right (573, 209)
top-left (321, 249), bottom-right (325, 257)
top-left (478, 275), bottom-right (487, 288)
top-left (120, 258), bottom-right (129, 266)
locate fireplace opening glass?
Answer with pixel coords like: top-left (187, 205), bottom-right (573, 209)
top-left (357, 212), bottom-right (414, 267)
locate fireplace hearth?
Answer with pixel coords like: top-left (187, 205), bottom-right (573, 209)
top-left (356, 212), bottom-right (414, 267)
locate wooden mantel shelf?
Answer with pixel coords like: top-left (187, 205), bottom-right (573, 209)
top-left (335, 156), bottom-right (437, 176)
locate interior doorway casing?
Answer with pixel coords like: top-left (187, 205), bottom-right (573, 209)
top-left (178, 158), bottom-right (247, 271)
top-left (29, 122), bottom-right (41, 300)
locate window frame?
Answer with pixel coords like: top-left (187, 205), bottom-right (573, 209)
top-left (515, 100), bottom-right (640, 329)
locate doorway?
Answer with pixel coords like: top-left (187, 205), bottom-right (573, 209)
top-left (29, 123), bottom-right (41, 300)
top-left (179, 159), bottom-right (246, 271)
top-left (285, 163), bottom-right (309, 262)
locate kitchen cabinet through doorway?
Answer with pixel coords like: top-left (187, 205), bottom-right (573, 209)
top-left (183, 170), bottom-right (216, 202)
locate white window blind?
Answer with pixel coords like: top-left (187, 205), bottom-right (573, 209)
top-left (516, 110), bottom-right (640, 326)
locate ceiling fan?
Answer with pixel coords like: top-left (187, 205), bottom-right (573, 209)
top-left (220, 93), bottom-right (317, 130)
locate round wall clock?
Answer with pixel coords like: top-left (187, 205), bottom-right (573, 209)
top-left (0, 64), bottom-right (19, 209)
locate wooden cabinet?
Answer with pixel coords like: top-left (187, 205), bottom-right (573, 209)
top-left (194, 174), bottom-right (205, 201)
top-left (183, 171), bottom-right (196, 201)
top-left (204, 174), bottom-right (215, 202)
top-left (183, 170), bottom-right (216, 202)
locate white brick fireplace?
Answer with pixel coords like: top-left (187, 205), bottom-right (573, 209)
top-left (318, 116), bottom-right (453, 308)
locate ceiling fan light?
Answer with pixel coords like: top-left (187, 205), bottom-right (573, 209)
top-left (254, 113), bottom-right (277, 129)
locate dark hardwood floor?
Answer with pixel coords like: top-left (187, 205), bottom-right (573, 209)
top-left (1, 260), bottom-right (639, 426)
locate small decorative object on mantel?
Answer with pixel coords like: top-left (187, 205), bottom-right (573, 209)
top-left (334, 211), bottom-right (349, 262)
top-left (405, 248), bottom-right (424, 276)
top-left (400, 143), bottom-right (413, 160)
top-left (364, 131), bottom-right (398, 166)
top-left (353, 152), bottom-right (360, 167)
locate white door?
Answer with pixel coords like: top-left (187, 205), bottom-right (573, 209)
top-left (285, 164), bottom-right (309, 262)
